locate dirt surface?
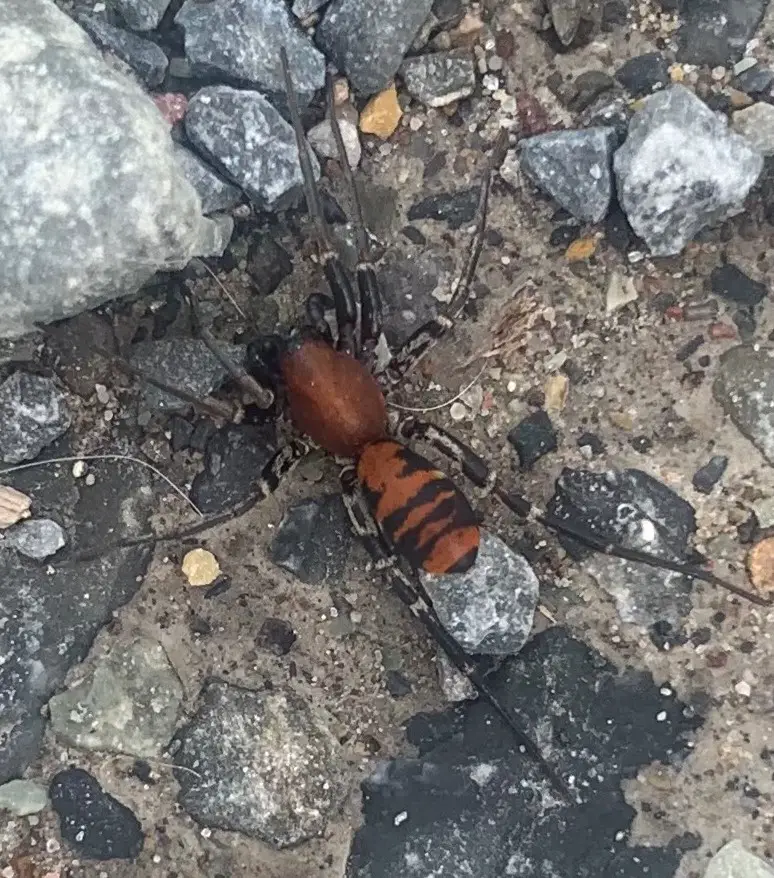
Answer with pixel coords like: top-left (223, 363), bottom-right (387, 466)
top-left (4, 1), bottom-right (774, 876)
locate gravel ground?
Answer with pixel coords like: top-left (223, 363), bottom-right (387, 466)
top-left (3, 0), bottom-right (774, 876)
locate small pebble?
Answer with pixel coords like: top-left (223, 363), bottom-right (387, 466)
top-left (85, 473), bottom-right (96, 487)
top-left (734, 680), bottom-right (752, 697)
top-left (449, 402), bottom-right (468, 421)
top-left (359, 85), bottom-right (402, 139)
top-left (747, 537), bottom-right (774, 596)
top-left (72, 460), bottom-right (86, 478)
top-left (609, 411), bottom-right (634, 431)
top-left (0, 485), bottom-right (32, 529)
top-left (692, 455), bottom-right (728, 493)
top-left (565, 237), bottom-right (596, 262)
top-left (182, 548), bottom-right (221, 587)
top-left (543, 374), bottom-right (569, 412)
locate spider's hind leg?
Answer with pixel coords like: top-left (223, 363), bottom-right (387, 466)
top-left (398, 417), bottom-right (770, 606)
top-left (338, 466), bottom-right (576, 803)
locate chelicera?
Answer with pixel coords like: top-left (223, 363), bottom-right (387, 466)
top-left (72, 48), bottom-right (769, 802)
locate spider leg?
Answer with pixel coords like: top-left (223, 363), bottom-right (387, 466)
top-left (304, 293), bottom-right (335, 345)
top-left (280, 47), bottom-right (358, 358)
top-left (339, 466), bottom-right (576, 803)
top-left (398, 418), bottom-right (771, 607)
top-left (324, 68), bottom-right (383, 351)
top-left (384, 129), bottom-right (509, 385)
top-left (67, 440), bottom-right (311, 562)
top-left (185, 287), bottom-right (274, 409)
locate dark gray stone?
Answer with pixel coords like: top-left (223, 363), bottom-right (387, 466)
top-left (175, 0), bottom-right (324, 100)
top-left (400, 48), bottom-right (476, 108)
top-left (614, 85), bottom-right (763, 256)
top-left (190, 424), bottom-right (275, 514)
top-left (692, 455), bottom-right (729, 494)
top-left (732, 63), bottom-right (774, 96)
top-left (547, 468), bottom-right (697, 628)
top-left (677, 0), bottom-right (768, 67)
top-left (75, 13), bottom-right (169, 88)
top-left (346, 627), bottom-right (702, 878)
top-left (520, 127), bottom-right (616, 223)
top-left (293, 0), bottom-right (328, 19)
top-left (173, 679), bottom-right (346, 847)
top-left (419, 531), bottom-right (539, 655)
top-left (270, 495), bottom-right (353, 586)
top-left (112, 0), bottom-right (170, 30)
top-left (407, 187), bottom-right (478, 229)
top-left (0, 372), bottom-right (71, 464)
top-left (0, 447), bottom-right (153, 783)
top-left (5, 518), bottom-right (66, 560)
top-left (578, 93), bottom-right (632, 146)
top-left (508, 409), bottom-right (558, 469)
top-left (246, 234), bottom-right (294, 296)
top-left (48, 637), bottom-right (183, 758)
top-left (710, 263), bottom-right (768, 306)
top-left (173, 144), bottom-right (242, 215)
top-left (0, 0), bottom-right (224, 339)
top-left (316, 0), bottom-right (435, 96)
top-left (713, 345), bottom-right (774, 465)
top-left (615, 52), bottom-right (670, 96)
top-left (129, 338), bottom-right (246, 413)
top-left (50, 768), bottom-right (144, 860)
top-left (256, 618), bottom-right (297, 656)
top-left (568, 70), bottom-right (617, 113)
top-left (185, 86), bottom-right (321, 211)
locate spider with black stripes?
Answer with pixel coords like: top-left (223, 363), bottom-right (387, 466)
top-left (74, 48), bottom-right (769, 803)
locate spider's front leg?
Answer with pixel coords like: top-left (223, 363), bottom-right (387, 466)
top-left (383, 129), bottom-right (509, 385)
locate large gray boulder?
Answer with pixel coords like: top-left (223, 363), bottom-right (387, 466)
top-left (0, 0), bottom-right (228, 340)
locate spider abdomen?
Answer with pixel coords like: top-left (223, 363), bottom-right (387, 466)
top-left (357, 440), bottom-right (480, 575)
top-left (281, 339), bottom-right (388, 457)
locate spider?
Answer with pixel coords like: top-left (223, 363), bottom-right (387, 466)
top-left (68, 48), bottom-right (768, 803)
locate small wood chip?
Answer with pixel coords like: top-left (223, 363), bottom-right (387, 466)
top-left (0, 485), bottom-right (32, 529)
top-left (359, 85), bottom-right (402, 139)
top-left (182, 548), bottom-right (221, 587)
top-left (565, 237), bottom-right (596, 262)
top-left (746, 537), bottom-right (774, 596)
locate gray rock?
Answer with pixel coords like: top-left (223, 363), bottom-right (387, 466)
top-left (75, 13), bottom-right (169, 88)
top-left (308, 111), bottom-right (362, 169)
top-left (732, 102), bottom-right (774, 156)
top-left (520, 127), bottom-right (616, 223)
top-left (317, 0), bottom-right (435, 96)
top-left (6, 518), bottom-right (66, 560)
top-left (677, 0), bottom-right (768, 68)
top-left (0, 0), bottom-right (223, 339)
top-left (173, 144), bottom-right (242, 214)
top-left (436, 650), bottom-right (476, 702)
top-left (0, 779), bottom-right (48, 816)
top-left (112, 0), bottom-right (171, 31)
top-left (714, 345), bottom-right (774, 465)
top-left (293, 0), bottom-right (328, 19)
top-left (548, 468), bottom-right (697, 629)
top-left (174, 680), bottom-right (346, 847)
top-left (175, 0), bottom-right (324, 100)
top-left (614, 85), bottom-right (763, 256)
top-left (0, 373), bottom-right (71, 464)
top-left (48, 637), bottom-right (183, 759)
top-left (186, 86), bottom-right (320, 210)
top-left (0, 448), bottom-right (153, 784)
top-left (400, 49), bottom-right (476, 108)
top-left (129, 338), bottom-right (246, 413)
top-left (705, 841), bottom-right (774, 878)
top-left (420, 531), bottom-right (539, 655)
top-left (270, 495), bottom-right (353, 586)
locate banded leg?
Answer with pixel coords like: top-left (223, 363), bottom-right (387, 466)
top-left (384, 129), bottom-right (510, 385)
top-left (325, 69), bottom-right (383, 349)
top-left (69, 440), bottom-right (311, 562)
top-left (398, 418), bottom-right (770, 606)
top-left (339, 467), bottom-right (576, 803)
top-left (280, 48), bottom-right (358, 358)
top-left (186, 288), bottom-right (274, 409)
